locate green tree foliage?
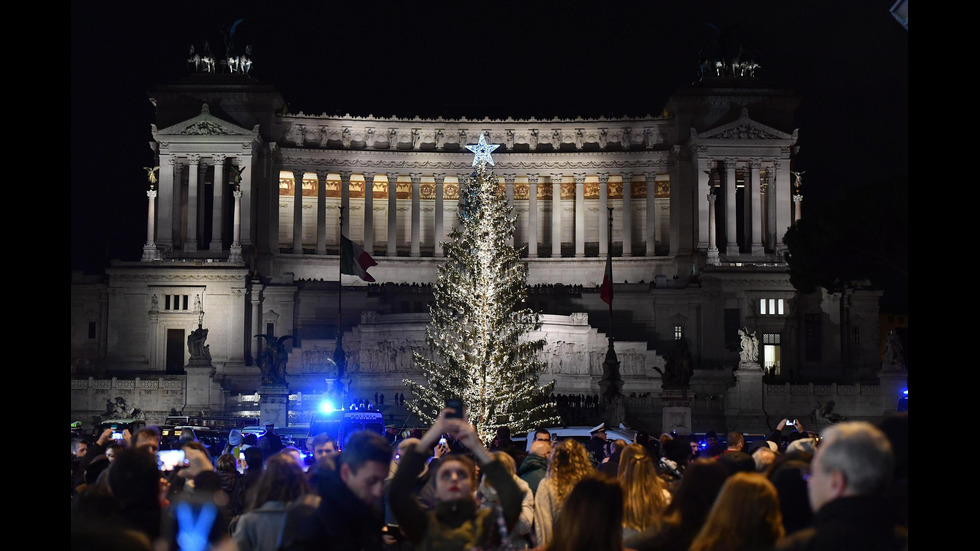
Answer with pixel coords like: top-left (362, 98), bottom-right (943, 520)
top-left (404, 162), bottom-right (561, 443)
top-left (783, 176), bottom-right (907, 313)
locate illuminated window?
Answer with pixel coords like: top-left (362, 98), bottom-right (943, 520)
top-left (674, 325), bottom-right (684, 340)
top-left (759, 298), bottom-right (784, 316)
top-left (763, 333), bottom-right (781, 375)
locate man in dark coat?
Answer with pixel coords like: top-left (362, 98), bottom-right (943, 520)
top-left (279, 430), bottom-right (392, 551)
top-left (518, 428), bottom-right (553, 495)
top-left (775, 421), bottom-right (908, 551)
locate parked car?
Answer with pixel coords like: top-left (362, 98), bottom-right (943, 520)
top-left (522, 425), bottom-right (636, 452)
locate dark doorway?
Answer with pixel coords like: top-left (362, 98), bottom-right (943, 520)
top-left (167, 329), bottom-right (185, 373)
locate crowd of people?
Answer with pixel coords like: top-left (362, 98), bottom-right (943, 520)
top-left (71, 411), bottom-right (908, 551)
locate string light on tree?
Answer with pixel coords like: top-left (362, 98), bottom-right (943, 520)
top-left (404, 135), bottom-right (560, 443)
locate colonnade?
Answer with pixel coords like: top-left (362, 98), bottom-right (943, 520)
top-left (142, 153), bottom-right (252, 260)
top-left (279, 171), bottom-right (670, 258)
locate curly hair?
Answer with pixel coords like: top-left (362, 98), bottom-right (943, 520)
top-left (619, 444), bottom-right (669, 532)
top-left (547, 439), bottom-right (594, 505)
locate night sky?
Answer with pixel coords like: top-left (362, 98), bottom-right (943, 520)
top-left (71, 1), bottom-right (907, 274)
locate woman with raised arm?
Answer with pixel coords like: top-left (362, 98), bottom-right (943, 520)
top-left (388, 408), bottom-right (524, 551)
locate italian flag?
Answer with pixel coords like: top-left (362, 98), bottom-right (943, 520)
top-left (600, 254), bottom-right (613, 305)
top-left (341, 234), bottom-right (377, 282)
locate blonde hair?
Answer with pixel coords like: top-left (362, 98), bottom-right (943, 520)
top-left (618, 444), bottom-right (669, 532)
top-left (689, 472), bottom-right (785, 551)
top-left (548, 439), bottom-right (594, 505)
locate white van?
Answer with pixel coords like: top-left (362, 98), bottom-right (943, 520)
top-left (523, 426), bottom-right (636, 452)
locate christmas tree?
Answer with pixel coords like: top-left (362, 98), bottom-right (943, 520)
top-left (405, 135), bottom-right (561, 444)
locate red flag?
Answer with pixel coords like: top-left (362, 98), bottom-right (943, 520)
top-left (600, 254), bottom-right (613, 304)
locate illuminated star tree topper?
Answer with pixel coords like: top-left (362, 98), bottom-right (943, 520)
top-left (465, 133), bottom-right (500, 166)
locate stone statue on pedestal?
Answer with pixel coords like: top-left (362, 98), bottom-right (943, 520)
top-left (738, 327), bottom-right (759, 364)
top-left (655, 338), bottom-right (693, 389)
top-left (256, 334), bottom-right (293, 384)
top-left (187, 325), bottom-right (212, 366)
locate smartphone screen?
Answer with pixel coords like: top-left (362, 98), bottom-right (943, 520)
top-left (158, 449), bottom-right (186, 471)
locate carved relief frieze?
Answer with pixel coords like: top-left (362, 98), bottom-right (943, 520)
top-left (513, 183), bottom-right (529, 199)
top-left (584, 182), bottom-right (599, 199)
top-left (560, 183), bottom-right (576, 199)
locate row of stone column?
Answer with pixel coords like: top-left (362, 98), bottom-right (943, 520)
top-left (698, 158), bottom-right (793, 260)
top-left (288, 171), bottom-right (663, 258)
top-left (144, 154), bottom-right (246, 262)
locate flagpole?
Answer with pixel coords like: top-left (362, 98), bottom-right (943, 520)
top-left (607, 206), bottom-right (614, 339)
top-left (335, 206), bottom-right (346, 380)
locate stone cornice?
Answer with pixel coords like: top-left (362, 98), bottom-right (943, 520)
top-left (278, 150), bottom-right (675, 172)
top-left (275, 113), bottom-right (672, 152)
top-left (106, 267), bottom-right (249, 283)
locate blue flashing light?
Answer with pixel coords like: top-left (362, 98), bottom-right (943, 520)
top-left (902, 389), bottom-right (908, 396)
top-left (318, 400), bottom-right (336, 414)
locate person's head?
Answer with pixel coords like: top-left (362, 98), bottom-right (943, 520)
top-left (547, 473), bottom-right (625, 551)
top-left (105, 442), bottom-right (124, 463)
top-left (689, 472), bottom-right (784, 551)
top-left (281, 446), bottom-right (303, 465)
top-left (807, 421), bottom-right (894, 512)
top-left (609, 439), bottom-right (627, 459)
top-left (83, 455), bottom-right (110, 486)
top-left (264, 421), bottom-right (276, 433)
top-left (494, 425), bottom-right (512, 444)
top-left (493, 450), bottom-right (517, 475)
top-left (619, 444), bottom-right (668, 532)
top-left (769, 458), bottom-right (813, 535)
top-left (182, 440), bottom-right (210, 459)
top-left (242, 446), bottom-right (263, 472)
top-left (72, 438), bottom-right (89, 458)
top-left (530, 428), bottom-right (553, 456)
top-left (216, 453), bottom-right (238, 473)
top-left (752, 446), bottom-right (777, 472)
top-left (548, 438), bottom-right (595, 505)
top-left (593, 428), bottom-right (608, 441)
top-left (726, 431), bottom-right (745, 451)
top-left (529, 439), bottom-right (551, 459)
top-left (312, 433), bottom-right (340, 463)
top-left (248, 452), bottom-right (310, 511)
top-left (108, 448), bottom-right (162, 513)
top-left (434, 454), bottom-right (478, 502)
top-left (336, 430), bottom-right (392, 505)
top-left (662, 458), bottom-right (728, 531)
top-left (132, 427), bottom-right (160, 455)
top-left (227, 429), bottom-right (244, 448)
